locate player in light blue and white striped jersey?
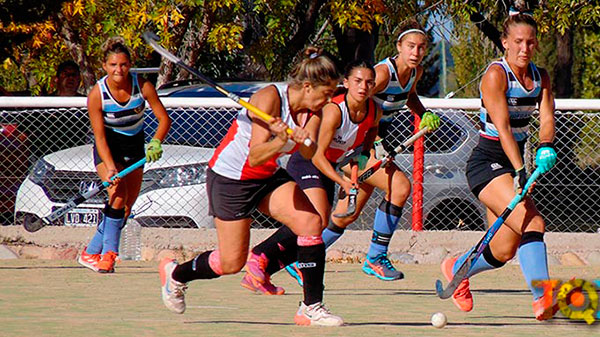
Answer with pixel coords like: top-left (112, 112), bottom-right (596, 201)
top-left (441, 11), bottom-right (558, 321)
top-left (78, 36), bottom-right (171, 274)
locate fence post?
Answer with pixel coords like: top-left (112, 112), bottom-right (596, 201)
top-left (411, 114), bottom-right (424, 231)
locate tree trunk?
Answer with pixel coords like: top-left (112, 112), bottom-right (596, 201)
top-left (56, 12), bottom-right (95, 94)
top-left (554, 29), bottom-right (574, 98)
top-left (331, 25), bottom-right (379, 71)
top-left (156, 5), bottom-right (197, 87)
top-left (176, 10), bottom-right (214, 81)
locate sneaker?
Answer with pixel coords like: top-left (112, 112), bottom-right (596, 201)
top-left (245, 252), bottom-right (269, 284)
top-left (77, 247), bottom-right (100, 272)
top-left (533, 296), bottom-right (559, 321)
top-left (285, 262), bottom-right (304, 287)
top-left (362, 253), bottom-right (404, 281)
top-left (441, 257), bottom-right (473, 312)
top-left (97, 251), bottom-right (118, 273)
top-left (294, 301), bottom-right (344, 326)
top-left (240, 273), bottom-right (285, 295)
top-left (159, 258), bottom-right (187, 314)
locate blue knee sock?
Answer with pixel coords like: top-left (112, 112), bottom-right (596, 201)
top-left (86, 218), bottom-right (105, 254)
top-left (367, 200), bottom-right (402, 259)
top-left (101, 206), bottom-right (125, 254)
top-left (322, 223), bottom-right (345, 248)
top-left (517, 232), bottom-right (548, 300)
top-left (453, 245), bottom-right (505, 278)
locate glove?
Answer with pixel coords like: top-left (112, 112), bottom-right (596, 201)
top-left (514, 166), bottom-right (527, 192)
top-left (357, 152), bottom-right (369, 170)
top-left (419, 111), bottom-right (441, 131)
top-left (146, 138), bottom-right (163, 163)
top-left (535, 142), bottom-right (557, 174)
top-left (373, 139), bottom-right (388, 160)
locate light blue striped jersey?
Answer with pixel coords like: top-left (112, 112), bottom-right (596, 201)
top-left (373, 56), bottom-right (416, 119)
top-left (98, 73), bottom-right (145, 136)
top-left (479, 58), bottom-right (541, 142)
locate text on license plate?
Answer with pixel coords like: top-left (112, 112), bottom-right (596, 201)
top-left (64, 208), bottom-right (100, 227)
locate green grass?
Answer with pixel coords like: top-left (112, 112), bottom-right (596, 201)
top-left (0, 260), bottom-right (598, 336)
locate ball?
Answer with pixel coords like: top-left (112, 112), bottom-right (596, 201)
top-left (431, 312), bottom-right (447, 328)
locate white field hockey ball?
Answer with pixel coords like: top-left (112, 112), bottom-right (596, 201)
top-left (431, 312), bottom-right (447, 328)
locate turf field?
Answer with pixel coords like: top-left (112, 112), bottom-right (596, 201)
top-left (0, 260), bottom-right (598, 336)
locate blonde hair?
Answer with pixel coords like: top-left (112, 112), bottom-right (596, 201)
top-left (101, 36), bottom-right (131, 62)
top-left (288, 47), bottom-right (339, 88)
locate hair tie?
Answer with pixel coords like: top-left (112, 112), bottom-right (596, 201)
top-left (509, 6), bottom-right (534, 17)
top-left (309, 52), bottom-right (319, 59)
top-left (397, 28), bottom-right (426, 42)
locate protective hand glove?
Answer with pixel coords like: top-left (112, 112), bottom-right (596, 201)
top-left (419, 111), bottom-right (441, 131)
top-left (357, 152), bottom-right (369, 170)
top-left (535, 143), bottom-right (557, 174)
top-left (146, 138), bottom-right (163, 163)
top-left (373, 139), bottom-right (389, 160)
top-left (514, 166), bottom-right (527, 192)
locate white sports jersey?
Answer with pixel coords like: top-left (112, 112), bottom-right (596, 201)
top-left (209, 83), bottom-right (302, 180)
top-left (373, 57), bottom-right (416, 118)
top-left (479, 58), bottom-right (542, 142)
top-left (98, 73), bottom-right (145, 136)
top-left (325, 94), bottom-right (376, 163)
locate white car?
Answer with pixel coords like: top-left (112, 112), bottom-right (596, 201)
top-left (14, 144), bottom-right (215, 229)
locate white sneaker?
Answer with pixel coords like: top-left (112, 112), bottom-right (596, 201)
top-left (294, 301), bottom-right (344, 326)
top-left (159, 258), bottom-right (187, 314)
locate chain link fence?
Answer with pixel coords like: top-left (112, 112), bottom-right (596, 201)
top-left (1, 98), bottom-right (599, 232)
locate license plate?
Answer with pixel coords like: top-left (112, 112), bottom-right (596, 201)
top-left (64, 208), bottom-right (100, 227)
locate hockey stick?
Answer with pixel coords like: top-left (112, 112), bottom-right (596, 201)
top-left (142, 31), bottom-right (312, 147)
top-left (435, 167), bottom-right (543, 299)
top-left (355, 126), bottom-right (429, 184)
top-left (333, 161), bottom-right (359, 218)
top-left (23, 157), bottom-right (147, 233)
top-left (338, 126), bottom-right (429, 199)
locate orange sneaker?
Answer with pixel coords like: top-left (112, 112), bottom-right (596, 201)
top-left (441, 257), bottom-right (473, 312)
top-left (532, 289), bottom-right (559, 321)
top-left (77, 247), bottom-right (100, 272)
top-left (240, 273), bottom-right (285, 295)
top-left (97, 251), bottom-right (118, 273)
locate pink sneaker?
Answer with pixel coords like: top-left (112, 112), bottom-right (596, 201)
top-left (245, 252), bottom-right (269, 283)
top-left (240, 273), bottom-right (285, 295)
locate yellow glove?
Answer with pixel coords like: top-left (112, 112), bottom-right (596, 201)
top-left (146, 138), bottom-right (163, 163)
top-left (419, 111), bottom-right (441, 131)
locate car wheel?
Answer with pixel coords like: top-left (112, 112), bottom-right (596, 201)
top-left (424, 199), bottom-right (484, 231)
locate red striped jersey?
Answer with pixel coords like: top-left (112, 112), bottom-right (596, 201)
top-left (209, 83), bottom-right (303, 180)
top-left (324, 93), bottom-right (377, 163)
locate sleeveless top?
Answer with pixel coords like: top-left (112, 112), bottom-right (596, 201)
top-left (325, 93), bottom-right (377, 163)
top-left (98, 72), bottom-right (145, 136)
top-left (479, 58), bottom-right (542, 142)
top-left (209, 83), bottom-right (303, 180)
top-left (373, 56), bottom-right (416, 119)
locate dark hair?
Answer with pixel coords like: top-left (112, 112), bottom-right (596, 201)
top-left (101, 36), bottom-right (131, 62)
top-left (57, 60), bottom-right (80, 76)
top-left (344, 59), bottom-right (375, 79)
top-left (502, 13), bottom-right (537, 39)
top-left (288, 46), bottom-right (340, 87)
top-left (397, 19), bottom-right (427, 43)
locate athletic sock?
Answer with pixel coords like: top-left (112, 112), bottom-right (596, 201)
top-left (322, 223), bottom-right (345, 248)
top-left (172, 250), bottom-right (221, 283)
top-left (253, 225), bottom-right (298, 275)
top-left (101, 205), bottom-right (125, 254)
top-left (297, 236), bottom-right (325, 305)
top-left (366, 200), bottom-right (402, 259)
top-left (517, 231), bottom-right (549, 300)
top-left (86, 215), bottom-right (105, 254)
top-left (453, 245), bottom-right (505, 278)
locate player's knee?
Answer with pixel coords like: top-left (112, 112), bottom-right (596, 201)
top-left (298, 213), bottom-right (322, 236)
